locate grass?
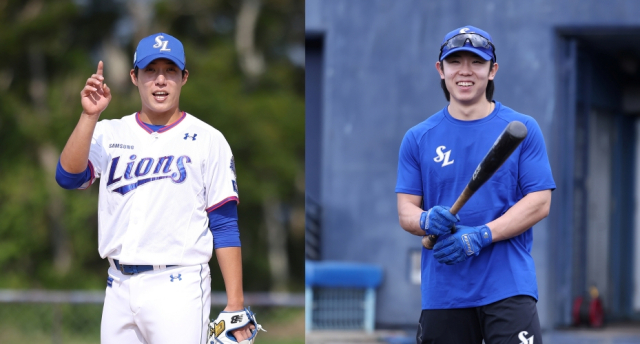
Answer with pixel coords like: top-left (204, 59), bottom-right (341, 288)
top-left (0, 304), bottom-right (304, 344)
top-left (251, 306), bottom-right (305, 344)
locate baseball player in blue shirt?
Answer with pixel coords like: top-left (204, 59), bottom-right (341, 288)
top-left (56, 33), bottom-right (263, 344)
top-left (396, 25), bottom-right (555, 344)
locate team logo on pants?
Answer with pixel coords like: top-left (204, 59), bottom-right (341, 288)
top-left (518, 331), bottom-right (534, 344)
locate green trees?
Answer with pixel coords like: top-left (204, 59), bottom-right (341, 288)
top-left (0, 0), bottom-right (304, 291)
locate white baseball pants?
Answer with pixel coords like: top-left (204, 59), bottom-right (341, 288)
top-left (101, 263), bottom-right (211, 344)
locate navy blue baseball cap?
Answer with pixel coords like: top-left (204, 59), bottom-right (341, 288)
top-left (439, 26), bottom-right (495, 62)
top-left (133, 33), bottom-right (186, 70)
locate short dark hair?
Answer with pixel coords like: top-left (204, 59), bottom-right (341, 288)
top-left (133, 66), bottom-right (188, 79)
top-left (439, 60), bottom-right (495, 102)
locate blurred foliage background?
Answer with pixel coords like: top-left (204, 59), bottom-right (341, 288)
top-left (0, 0), bottom-right (305, 293)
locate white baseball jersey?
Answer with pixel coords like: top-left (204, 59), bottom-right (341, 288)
top-left (82, 111), bottom-right (238, 266)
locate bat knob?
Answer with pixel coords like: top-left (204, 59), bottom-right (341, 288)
top-left (422, 235), bottom-right (436, 250)
top-left (422, 225), bottom-right (456, 249)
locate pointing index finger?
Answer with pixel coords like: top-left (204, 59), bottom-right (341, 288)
top-left (97, 61), bottom-right (104, 76)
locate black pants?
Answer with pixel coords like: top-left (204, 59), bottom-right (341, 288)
top-left (416, 295), bottom-right (541, 344)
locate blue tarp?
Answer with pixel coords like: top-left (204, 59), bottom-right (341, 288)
top-left (305, 260), bottom-right (383, 288)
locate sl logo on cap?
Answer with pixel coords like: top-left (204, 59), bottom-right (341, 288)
top-left (153, 35), bottom-right (171, 52)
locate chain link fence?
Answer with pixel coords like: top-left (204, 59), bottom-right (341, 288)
top-left (0, 290), bottom-right (304, 344)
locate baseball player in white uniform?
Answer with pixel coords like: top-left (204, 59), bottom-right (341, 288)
top-left (56, 33), bottom-right (263, 344)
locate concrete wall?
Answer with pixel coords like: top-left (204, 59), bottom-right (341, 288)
top-left (305, 0), bottom-right (640, 329)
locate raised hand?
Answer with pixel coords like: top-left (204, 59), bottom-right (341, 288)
top-left (80, 61), bottom-right (111, 116)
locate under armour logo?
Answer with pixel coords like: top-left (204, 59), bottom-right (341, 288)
top-left (184, 133), bottom-right (197, 141)
top-left (518, 331), bottom-right (534, 344)
top-left (230, 315), bottom-right (243, 323)
top-left (170, 274), bottom-right (182, 282)
top-left (434, 146), bottom-right (454, 167)
top-left (153, 36), bottom-right (171, 52)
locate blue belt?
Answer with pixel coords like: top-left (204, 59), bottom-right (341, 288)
top-left (114, 259), bottom-right (176, 275)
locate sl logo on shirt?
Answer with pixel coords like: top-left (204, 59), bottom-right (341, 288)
top-left (433, 146), bottom-right (454, 167)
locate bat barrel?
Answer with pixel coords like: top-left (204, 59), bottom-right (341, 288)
top-left (507, 120), bottom-right (528, 139)
top-left (467, 121), bottom-right (527, 192)
top-left (423, 120), bottom-right (528, 250)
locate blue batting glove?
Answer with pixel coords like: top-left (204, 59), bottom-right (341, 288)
top-left (419, 206), bottom-right (460, 237)
top-left (432, 224), bottom-right (492, 265)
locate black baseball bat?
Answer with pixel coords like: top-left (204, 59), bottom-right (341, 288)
top-left (423, 120), bottom-right (528, 249)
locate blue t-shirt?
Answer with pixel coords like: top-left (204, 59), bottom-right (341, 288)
top-left (395, 101), bottom-right (556, 309)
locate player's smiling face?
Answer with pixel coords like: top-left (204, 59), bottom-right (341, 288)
top-left (131, 58), bottom-right (188, 119)
top-left (437, 51), bottom-right (498, 105)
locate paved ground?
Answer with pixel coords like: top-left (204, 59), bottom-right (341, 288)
top-left (306, 324), bottom-right (640, 344)
top-left (544, 323), bottom-right (640, 344)
top-left (306, 330), bottom-right (407, 344)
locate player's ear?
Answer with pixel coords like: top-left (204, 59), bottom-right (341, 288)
top-left (130, 69), bottom-right (138, 86)
top-left (435, 61), bottom-right (445, 79)
top-left (488, 62), bottom-right (499, 80)
top-left (181, 69), bottom-right (189, 85)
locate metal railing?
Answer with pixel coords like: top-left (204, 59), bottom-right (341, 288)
top-left (0, 290), bottom-right (304, 307)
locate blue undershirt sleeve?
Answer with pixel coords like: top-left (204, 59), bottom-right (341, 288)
top-left (208, 201), bottom-right (241, 249)
top-left (55, 159), bottom-right (92, 190)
